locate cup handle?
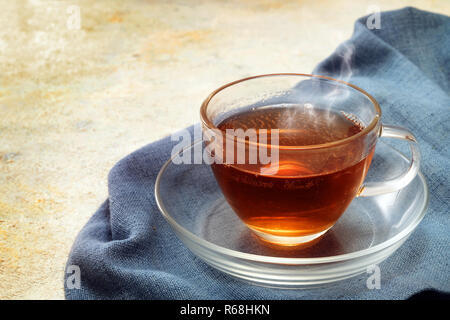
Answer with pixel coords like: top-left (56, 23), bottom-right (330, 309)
top-left (358, 124), bottom-right (421, 197)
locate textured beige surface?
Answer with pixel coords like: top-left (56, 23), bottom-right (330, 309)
top-left (0, 0), bottom-right (448, 300)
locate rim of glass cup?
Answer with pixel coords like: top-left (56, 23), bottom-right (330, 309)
top-left (154, 141), bottom-right (428, 265)
top-left (200, 73), bottom-right (382, 150)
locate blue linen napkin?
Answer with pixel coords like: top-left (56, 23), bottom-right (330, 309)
top-left (65, 7), bottom-right (450, 299)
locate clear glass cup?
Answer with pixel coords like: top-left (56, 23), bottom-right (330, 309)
top-left (200, 74), bottom-right (420, 246)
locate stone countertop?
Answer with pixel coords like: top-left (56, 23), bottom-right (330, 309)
top-left (0, 0), bottom-right (448, 299)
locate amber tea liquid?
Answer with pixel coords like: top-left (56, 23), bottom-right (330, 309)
top-left (211, 105), bottom-right (375, 244)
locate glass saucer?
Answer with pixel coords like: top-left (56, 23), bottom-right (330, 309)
top-left (155, 140), bottom-right (428, 288)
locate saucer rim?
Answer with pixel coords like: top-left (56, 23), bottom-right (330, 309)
top-left (154, 140), bottom-right (428, 265)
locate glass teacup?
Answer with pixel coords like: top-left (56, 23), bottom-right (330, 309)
top-left (200, 74), bottom-right (420, 246)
